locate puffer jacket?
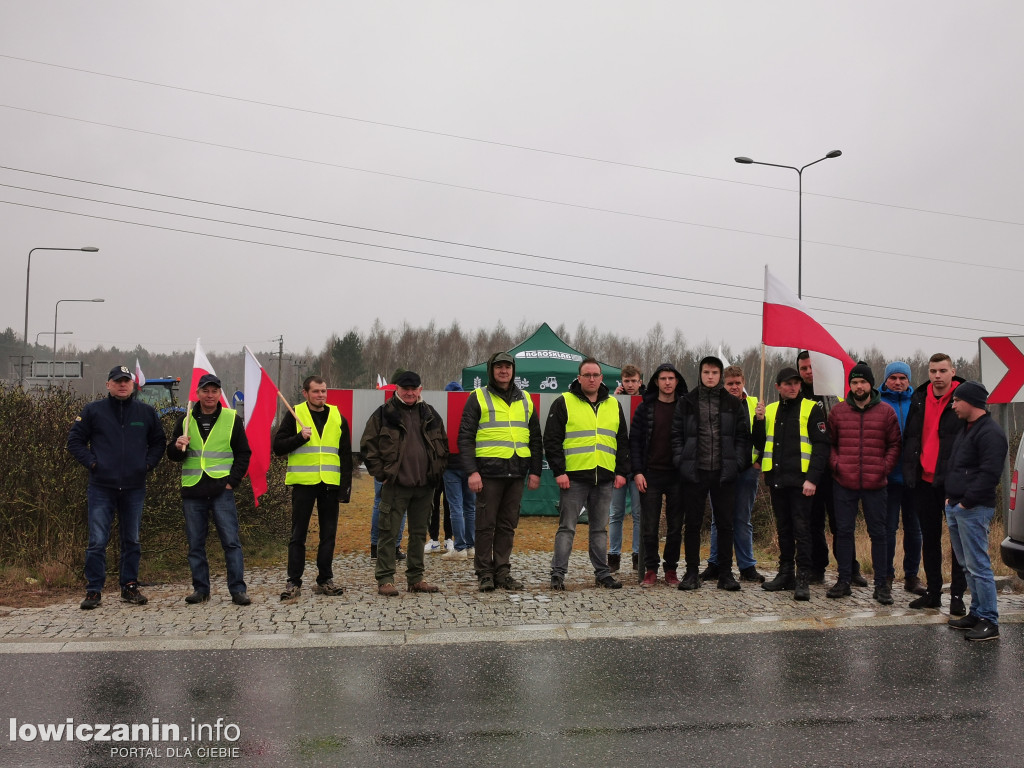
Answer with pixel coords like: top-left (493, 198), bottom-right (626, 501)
top-left (671, 385), bottom-right (751, 484)
top-left (828, 390), bottom-right (901, 491)
top-left (360, 396), bottom-right (448, 486)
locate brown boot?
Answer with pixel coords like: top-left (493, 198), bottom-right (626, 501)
top-left (409, 580), bottom-right (440, 593)
top-left (378, 582), bottom-right (399, 597)
top-left (904, 575), bottom-right (927, 596)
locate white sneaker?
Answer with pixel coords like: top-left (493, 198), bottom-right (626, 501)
top-left (466, 547), bottom-right (475, 558)
top-left (441, 548), bottom-right (466, 560)
top-left (424, 539), bottom-right (441, 553)
top-left (445, 538), bottom-right (455, 552)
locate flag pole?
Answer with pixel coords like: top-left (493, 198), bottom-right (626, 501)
top-left (759, 342), bottom-right (766, 403)
top-left (277, 390), bottom-right (307, 429)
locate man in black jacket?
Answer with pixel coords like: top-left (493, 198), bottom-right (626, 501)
top-left (671, 356), bottom-right (751, 591)
top-left (168, 374), bottom-right (252, 606)
top-left (631, 363), bottom-right (687, 587)
top-left (760, 367), bottom-right (830, 600)
top-left (67, 365), bottom-right (166, 610)
top-left (459, 352), bottom-right (542, 592)
top-left (944, 381), bottom-right (1006, 641)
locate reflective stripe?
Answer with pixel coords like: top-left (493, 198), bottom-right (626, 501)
top-left (477, 439), bottom-right (516, 448)
top-left (292, 446), bottom-right (340, 455)
top-left (185, 449), bottom-right (232, 459)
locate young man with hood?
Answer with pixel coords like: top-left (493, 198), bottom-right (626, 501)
top-left (608, 364), bottom-right (644, 572)
top-left (760, 367), bottom-right (830, 601)
top-left (798, 351), bottom-right (865, 587)
top-left (459, 352), bottom-right (542, 592)
top-left (945, 381), bottom-right (1007, 641)
top-left (630, 363), bottom-right (688, 587)
top-left (826, 363), bottom-right (902, 605)
top-left (879, 361), bottom-right (926, 595)
top-left (902, 353), bottom-right (968, 613)
top-left (702, 365), bottom-right (767, 584)
top-left (545, 357), bottom-right (630, 590)
top-left (671, 355), bottom-right (752, 591)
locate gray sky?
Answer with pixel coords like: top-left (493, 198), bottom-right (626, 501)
top-left (2, 2), bottom-right (1022, 365)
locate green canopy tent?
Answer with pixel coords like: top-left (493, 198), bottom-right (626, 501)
top-left (461, 323), bottom-right (621, 394)
top-left (461, 323), bottom-right (623, 516)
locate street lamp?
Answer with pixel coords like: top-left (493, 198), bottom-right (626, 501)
top-left (36, 330), bottom-right (72, 346)
top-left (734, 150), bottom-right (841, 298)
top-left (21, 246), bottom-right (100, 385)
top-left (53, 298), bottom-right (104, 379)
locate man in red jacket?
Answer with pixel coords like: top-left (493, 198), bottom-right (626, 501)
top-left (826, 363), bottom-right (901, 605)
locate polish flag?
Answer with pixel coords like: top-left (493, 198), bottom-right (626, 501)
top-left (762, 266), bottom-right (854, 397)
top-left (243, 346), bottom-right (279, 506)
top-left (188, 338), bottom-right (230, 407)
top-left (134, 358), bottom-right (146, 389)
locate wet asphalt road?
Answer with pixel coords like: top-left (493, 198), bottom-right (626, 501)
top-left (2, 624), bottom-right (1021, 768)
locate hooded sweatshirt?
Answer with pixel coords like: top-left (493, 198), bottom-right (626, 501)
top-left (629, 363), bottom-right (688, 477)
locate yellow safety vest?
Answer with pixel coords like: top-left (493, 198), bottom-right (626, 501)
top-left (474, 388), bottom-right (533, 459)
top-left (182, 407), bottom-right (236, 486)
top-left (285, 402), bottom-right (342, 485)
top-left (562, 394), bottom-right (619, 473)
top-left (761, 398), bottom-right (816, 473)
top-left (745, 395), bottom-right (759, 464)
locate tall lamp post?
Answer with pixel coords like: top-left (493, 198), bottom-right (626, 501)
top-left (734, 151), bottom-right (841, 298)
top-left (22, 246), bottom-right (100, 385)
top-left (53, 298), bottom-right (104, 379)
top-left (36, 330), bottom-right (73, 346)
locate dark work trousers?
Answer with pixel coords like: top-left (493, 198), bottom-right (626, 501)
top-left (810, 471), bottom-right (858, 575)
top-left (916, 480), bottom-right (967, 597)
top-left (428, 477), bottom-right (452, 543)
top-left (287, 482), bottom-right (339, 587)
top-left (640, 469), bottom-right (682, 573)
top-left (474, 476), bottom-right (525, 582)
top-left (832, 484), bottom-right (888, 587)
top-left (769, 485), bottom-right (814, 574)
top-left (682, 470), bottom-right (736, 573)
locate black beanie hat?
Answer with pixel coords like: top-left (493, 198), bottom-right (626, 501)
top-left (953, 380), bottom-right (989, 409)
top-left (848, 362), bottom-right (874, 388)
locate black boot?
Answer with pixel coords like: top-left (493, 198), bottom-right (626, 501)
top-left (762, 565), bottom-right (796, 592)
top-left (908, 590), bottom-right (942, 609)
top-left (608, 553), bottom-right (621, 573)
top-left (794, 572), bottom-right (810, 601)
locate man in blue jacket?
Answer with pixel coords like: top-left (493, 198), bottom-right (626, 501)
top-left (944, 381), bottom-right (1007, 641)
top-left (67, 365), bottom-right (166, 610)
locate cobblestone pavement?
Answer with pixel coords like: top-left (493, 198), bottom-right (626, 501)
top-left (2, 552), bottom-right (1021, 652)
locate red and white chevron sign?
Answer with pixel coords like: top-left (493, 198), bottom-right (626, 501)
top-left (979, 336), bottom-right (1024, 404)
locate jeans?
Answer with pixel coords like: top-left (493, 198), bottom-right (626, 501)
top-left (639, 469), bottom-right (682, 573)
top-left (84, 485), bottom-right (146, 592)
top-left (809, 471), bottom-right (859, 574)
top-left (608, 479), bottom-right (641, 556)
top-left (945, 503), bottom-right (998, 624)
top-left (832, 484), bottom-right (888, 587)
top-left (287, 482), bottom-right (339, 587)
top-left (709, 464), bottom-right (760, 570)
top-left (375, 483), bottom-right (433, 586)
top-left (370, 479), bottom-right (406, 547)
top-left (885, 482), bottom-right (922, 580)
top-left (916, 481), bottom-right (967, 596)
top-left (551, 480), bottom-right (612, 580)
top-left (443, 468), bottom-right (477, 551)
top-left (475, 476), bottom-right (524, 582)
top-left (683, 471), bottom-right (736, 572)
top-left (769, 485), bottom-right (813, 574)
top-left (182, 489), bottom-right (246, 595)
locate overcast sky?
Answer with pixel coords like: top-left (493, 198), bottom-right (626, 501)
top-left (2, 2), bottom-right (1022, 367)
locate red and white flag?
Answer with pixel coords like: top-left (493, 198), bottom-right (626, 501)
top-left (762, 266), bottom-right (854, 397)
top-left (134, 358), bottom-right (146, 389)
top-left (243, 346), bottom-right (279, 506)
top-left (188, 338), bottom-right (230, 407)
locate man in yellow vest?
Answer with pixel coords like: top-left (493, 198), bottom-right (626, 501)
top-left (545, 357), bottom-right (630, 590)
top-left (760, 367), bottom-right (829, 600)
top-left (273, 375), bottom-right (352, 601)
top-left (168, 374), bottom-right (252, 606)
top-left (459, 352), bottom-right (542, 592)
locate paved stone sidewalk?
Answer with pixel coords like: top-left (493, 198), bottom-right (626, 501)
top-left (2, 551), bottom-right (1021, 651)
